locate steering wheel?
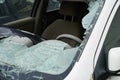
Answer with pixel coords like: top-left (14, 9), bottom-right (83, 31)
top-left (56, 34), bottom-right (82, 46)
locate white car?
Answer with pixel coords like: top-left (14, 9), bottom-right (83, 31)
top-left (0, 0), bottom-right (120, 80)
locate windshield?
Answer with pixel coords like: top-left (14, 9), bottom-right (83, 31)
top-left (0, 0), bottom-right (105, 80)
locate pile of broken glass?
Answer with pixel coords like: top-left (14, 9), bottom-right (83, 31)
top-left (0, 36), bottom-right (78, 79)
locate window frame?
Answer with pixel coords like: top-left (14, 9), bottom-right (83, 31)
top-left (93, 0), bottom-right (120, 79)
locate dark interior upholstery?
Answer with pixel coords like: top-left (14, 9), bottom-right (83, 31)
top-left (42, 0), bottom-right (88, 46)
top-left (59, 1), bottom-right (88, 18)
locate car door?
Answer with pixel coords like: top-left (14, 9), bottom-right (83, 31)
top-left (93, 0), bottom-right (120, 80)
top-left (0, 0), bottom-right (37, 32)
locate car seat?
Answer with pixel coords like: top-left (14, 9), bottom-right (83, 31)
top-left (41, 0), bottom-right (88, 47)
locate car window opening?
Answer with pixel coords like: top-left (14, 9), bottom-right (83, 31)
top-left (0, 0), bottom-right (105, 79)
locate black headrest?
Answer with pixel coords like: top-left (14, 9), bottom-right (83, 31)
top-left (59, 0), bottom-right (88, 16)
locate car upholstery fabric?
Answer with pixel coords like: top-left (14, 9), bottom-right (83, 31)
top-left (42, 19), bottom-right (85, 46)
top-left (59, 1), bottom-right (88, 17)
top-left (42, 0), bottom-right (88, 46)
top-left (42, 19), bottom-right (84, 39)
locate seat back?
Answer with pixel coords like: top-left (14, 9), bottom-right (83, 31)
top-left (59, 0), bottom-right (88, 22)
top-left (42, 0), bottom-right (88, 46)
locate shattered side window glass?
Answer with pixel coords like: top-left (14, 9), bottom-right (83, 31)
top-left (77, 0), bottom-right (105, 57)
top-left (0, 37), bottom-right (78, 80)
top-left (0, 0), bottom-right (105, 79)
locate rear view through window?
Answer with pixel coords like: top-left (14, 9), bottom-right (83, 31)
top-left (0, 0), bottom-right (35, 24)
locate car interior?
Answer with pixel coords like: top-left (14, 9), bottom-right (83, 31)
top-left (41, 0), bottom-right (88, 46)
top-left (2, 0), bottom-right (117, 80)
top-left (3, 0), bottom-right (89, 47)
top-left (0, 0), bottom-right (90, 78)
